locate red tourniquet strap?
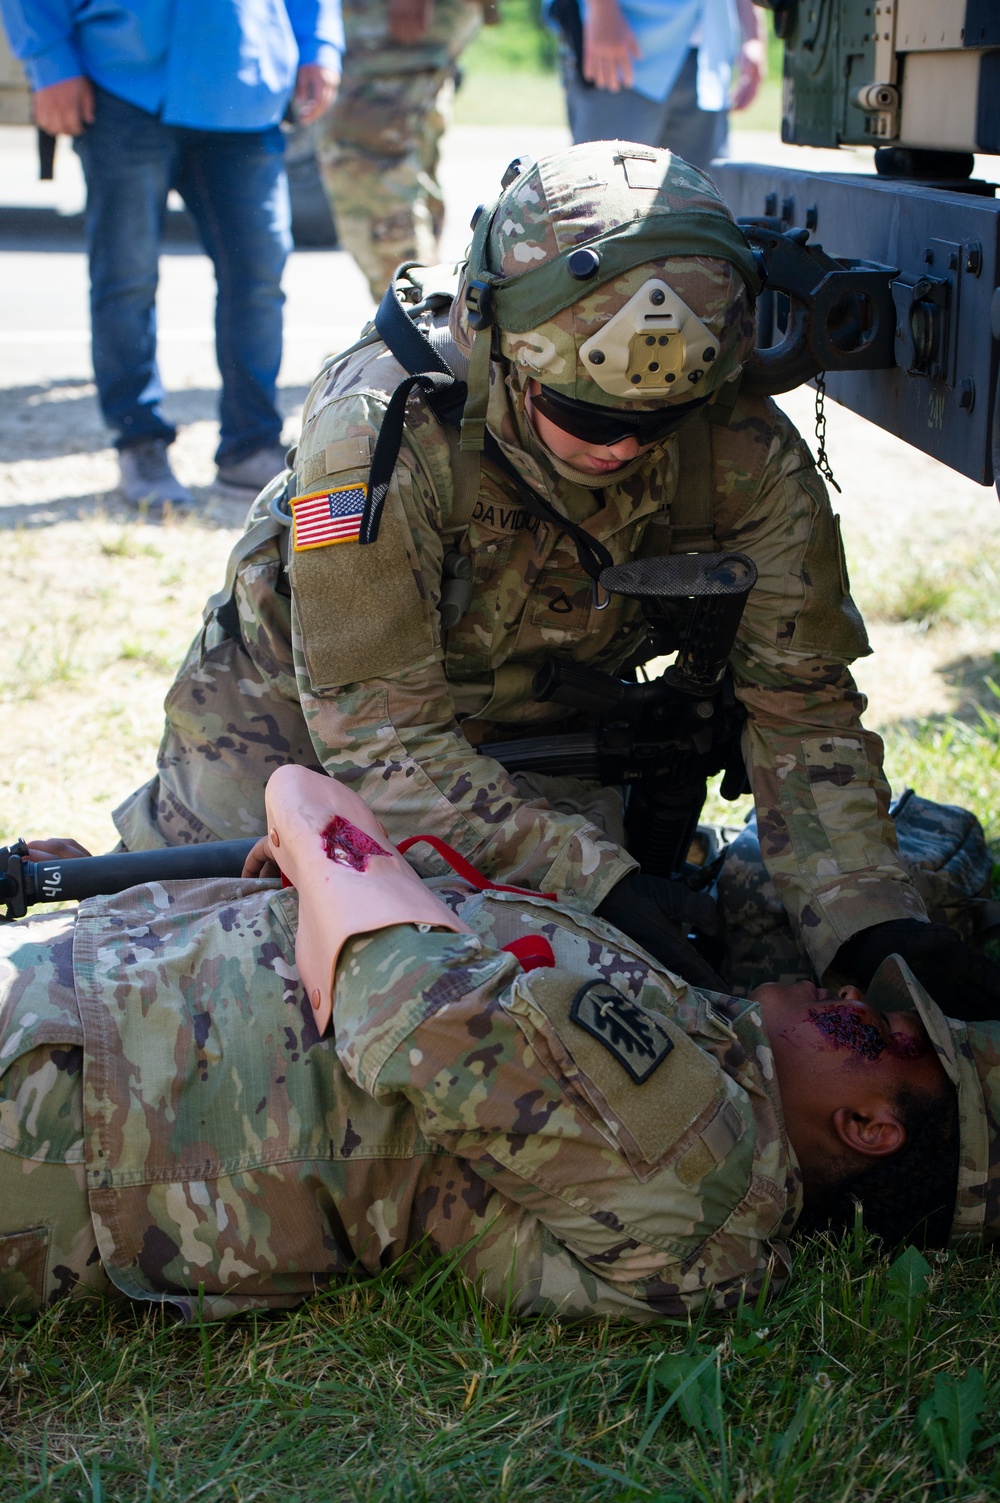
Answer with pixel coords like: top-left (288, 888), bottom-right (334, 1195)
top-left (502, 935), bottom-right (556, 971)
top-left (396, 834), bottom-right (557, 900)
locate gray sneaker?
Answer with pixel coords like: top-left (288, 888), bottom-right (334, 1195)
top-left (118, 440), bottom-right (193, 510)
top-left (215, 445), bottom-right (288, 493)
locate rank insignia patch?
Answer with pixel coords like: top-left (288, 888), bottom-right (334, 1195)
top-left (291, 486), bottom-right (367, 551)
top-left (570, 978), bottom-right (674, 1083)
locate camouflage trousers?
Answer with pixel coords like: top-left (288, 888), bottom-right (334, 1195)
top-left (316, 0), bottom-right (484, 300)
top-left (714, 791), bottom-right (1000, 994)
top-left (715, 823), bottom-right (814, 994)
top-left (0, 912), bottom-right (110, 1316)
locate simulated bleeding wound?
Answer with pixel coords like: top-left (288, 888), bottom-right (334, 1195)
top-left (807, 1004), bottom-right (925, 1061)
top-left (320, 816), bottom-right (391, 872)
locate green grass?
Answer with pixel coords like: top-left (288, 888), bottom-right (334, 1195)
top-left (883, 702), bottom-right (1000, 844)
top-left (4, 1234), bottom-right (1000, 1500)
top-left (454, 0), bottom-right (783, 134)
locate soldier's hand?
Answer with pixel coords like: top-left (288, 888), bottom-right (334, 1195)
top-left (243, 835), bottom-right (282, 881)
top-left (32, 76), bottom-right (95, 137)
top-left (582, 0), bottom-right (642, 92)
top-left (25, 837), bottom-right (92, 861)
top-left (835, 918), bottom-right (1000, 1023)
top-left (730, 37), bottom-right (767, 111)
top-left (596, 872), bottom-right (725, 989)
top-left (388, 0), bottom-right (434, 44)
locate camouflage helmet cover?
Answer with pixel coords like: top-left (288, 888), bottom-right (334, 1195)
top-left (462, 141), bottom-right (761, 412)
top-left (867, 954), bottom-right (1000, 1247)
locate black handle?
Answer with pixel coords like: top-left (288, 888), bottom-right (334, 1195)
top-left (3, 840), bottom-right (258, 917)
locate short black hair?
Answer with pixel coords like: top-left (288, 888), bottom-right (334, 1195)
top-left (795, 1083), bottom-right (960, 1249)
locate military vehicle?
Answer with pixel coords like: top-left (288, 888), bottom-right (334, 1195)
top-left (715, 0), bottom-right (1000, 498)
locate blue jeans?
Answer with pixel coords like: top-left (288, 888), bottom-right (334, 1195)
top-left (74, 87), bottom-right (292, 464)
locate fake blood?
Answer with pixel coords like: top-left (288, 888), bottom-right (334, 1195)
top-left (320, 815), bottom-right (390, 871)
top-left (807, 1004), bottom-right (923, 1061)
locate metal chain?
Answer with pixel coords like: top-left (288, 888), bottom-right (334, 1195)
top-left (813, 372), bottom-right (842, 494)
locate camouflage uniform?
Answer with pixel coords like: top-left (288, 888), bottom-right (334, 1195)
top-left (114, 144), bottom-right (926, 983)
top-left (0, 877), bottom-right (801, 1321)
top-left (316, 0), bottom-right (486, 300)
top-left (717, 793), bottom-right (1000, 995)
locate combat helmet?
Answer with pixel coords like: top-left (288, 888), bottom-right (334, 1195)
top-left (868, 954), bottom-right (1000, 1246)
top-left (456, 141), bottom-right (763, 452)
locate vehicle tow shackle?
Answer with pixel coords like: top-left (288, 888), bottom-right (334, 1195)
top-left (739, 221), bottom-right (899, 395)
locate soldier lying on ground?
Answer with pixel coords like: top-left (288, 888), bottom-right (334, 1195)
top-left (109, 141), bottom-right (1000, 1021)
top-left (1, 767), bottom-right (994, 1324)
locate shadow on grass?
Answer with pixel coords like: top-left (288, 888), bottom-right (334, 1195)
top-left (0, 490), bottom-right (254, 532)
top-left (938, 651), bottom-right (1000, 717)
top-left (1, 378), bottom-right (311, 530)
top-left (1, 379), bottom-right (311, 460)
top-left (880, 652), bottom-right (1000, 739)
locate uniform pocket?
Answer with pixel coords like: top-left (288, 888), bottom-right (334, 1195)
top-left (444, 535), bottom-right (514, 681)
top-left (790, 502), bottom-right (870, 661)
top-left (0, 1227), bottom-right (49, 1315)
top-left (792, 733), bottom-right (888, 874)
top-left (505, 970), bottom-right (739, 1182)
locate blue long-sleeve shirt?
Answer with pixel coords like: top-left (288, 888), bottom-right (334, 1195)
top-left (0, 0), bottom-right (344, 130)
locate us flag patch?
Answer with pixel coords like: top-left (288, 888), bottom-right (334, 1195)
top-left (291, 486), bottom-right (367, 551)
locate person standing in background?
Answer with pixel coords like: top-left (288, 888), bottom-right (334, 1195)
top-left (552, 0), bottom-right (767, 174)
top-left (0, 0), bottom-right (344, 509)
top-left (317, 0), bottom-right (493, 303)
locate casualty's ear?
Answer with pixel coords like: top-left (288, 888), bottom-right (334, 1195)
top-left (831, 1104), bottom-right (905, 1159)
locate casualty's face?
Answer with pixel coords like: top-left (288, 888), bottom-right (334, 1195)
top-left (751, 979), bottom-right (950, 1109)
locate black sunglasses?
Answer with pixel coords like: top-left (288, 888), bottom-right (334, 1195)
top-left (531, 385), bottom-right (710, 448)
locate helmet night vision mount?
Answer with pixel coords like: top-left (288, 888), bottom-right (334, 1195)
top-left (579, 279), bottom-right (721, 399)
top-left (457, 143), bottom-right (763, 452)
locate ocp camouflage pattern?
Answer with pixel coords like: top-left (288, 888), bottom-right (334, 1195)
top-left (315, 0), bottom-right (485, 300)
top-left (0, 877), bottom-right (802, 1321)
top-left (114, 146), bottom-right (926, 979)
top-left (474, 145), bottom-right (756, 406)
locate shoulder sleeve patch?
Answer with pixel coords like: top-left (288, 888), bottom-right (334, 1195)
top-left (570, 978), bottom-right (674, 1083)
top-left (509, 969), bottom-right (727, 1176)
top-left (290, 466), bottom-right (435, 689)
top-left (291, 486), bottom-right (366, 551)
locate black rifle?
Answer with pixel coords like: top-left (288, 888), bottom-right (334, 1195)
top-left (1, 840), bottom-right (257, 921)
top-left (481, 551), bottom-right (758, 880)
